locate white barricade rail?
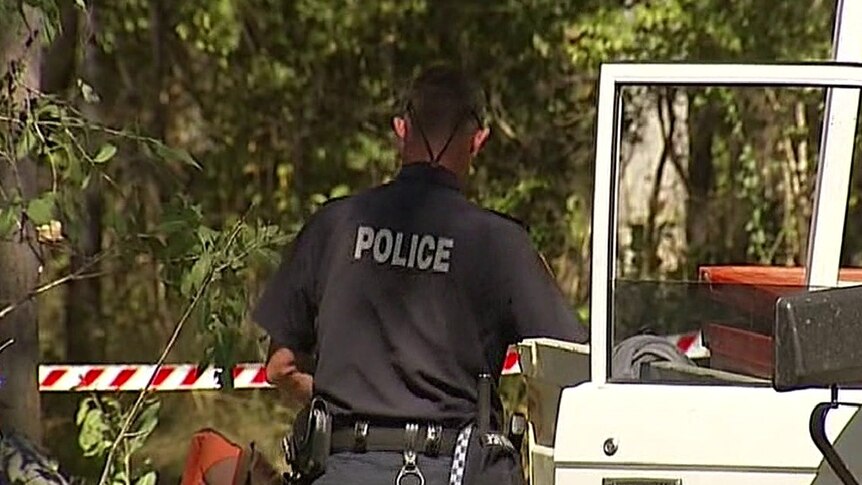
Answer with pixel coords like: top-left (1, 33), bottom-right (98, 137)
top-left (38, 347), bottom-right (524, 392)
top-left (33, 337), bottom-right (713, 392)
top-left (38, 363), bottom-right (270, 392)
top-left (666, 330), bottom-right (710, 360)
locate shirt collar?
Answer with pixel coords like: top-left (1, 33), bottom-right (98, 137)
top-left (395, 162), bottom-right (463, 191)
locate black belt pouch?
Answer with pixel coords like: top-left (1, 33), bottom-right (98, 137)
top-left (287, 397), bottom-right (332, 481)
top-left (461, 431), bottom-right (526, 485)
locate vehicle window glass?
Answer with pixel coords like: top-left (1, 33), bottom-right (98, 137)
top-left (609, 85), bottom-right (841, 385)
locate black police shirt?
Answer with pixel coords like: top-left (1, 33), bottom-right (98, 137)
top-left (253, 162), bottom-right (588, 428)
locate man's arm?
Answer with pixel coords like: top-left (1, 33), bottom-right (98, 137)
top-left (252, 218), bottom-right (321, 404)
top-left (503, 226), bottom-right (589, 343)
top-left (266, 344), bottom-right (313, 405)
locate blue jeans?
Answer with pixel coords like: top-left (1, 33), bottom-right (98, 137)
top-left (312, 451), bottom-right (454, 485)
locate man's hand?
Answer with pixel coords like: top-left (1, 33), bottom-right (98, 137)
top-left (266, 346), bottom-right (313, 404)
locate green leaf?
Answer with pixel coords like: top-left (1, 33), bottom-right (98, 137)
top-left (37, 103), bottom-right (63, 120)
top-left (136, 472), bottom-right (157, 485)
top-left (0, 208), bottom-right (18, 238)
top-left (134, 400), bottom-right (160, 439)
top-left (128, 400), bottom-right (160, 453)
top-left (26, 193), bottom-right (56, 225)
top-left (78, 406), bottom-right (110, 457)
top-left (75, 397), bottom-right (94, 426)
top-left (15, 126), bottom-right (37, 160)
top-left (111, 471), bottom-right (127, 485)
top-left (77, 79), bottom-right (101, 103)
top-left (154, 143), bottom-right (202, 170)
top-left (197, 226), bottom-right (219, 247)
top-left (93, 143), bottom-right (118, 164)
top-left (102, 395), bottom-right (122, 414)
top-left (329, 184), bottom-right (350, 199)
top-left (577, 305), bottom-right (590, 322)
top-left (181, 252), bottom-right (213, 296)
top-left (157, 203), bottom-right (203, 235)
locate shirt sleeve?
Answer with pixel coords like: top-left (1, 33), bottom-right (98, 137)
top-left (251, 219), bottom-right (321, 354)
top-left (502, 226), bottom-right (589, 344)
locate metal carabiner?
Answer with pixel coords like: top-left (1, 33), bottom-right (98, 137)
top-left (396, 423), bottom-right (425, 485)
top-left (396, 451), bottom-right (425, 485)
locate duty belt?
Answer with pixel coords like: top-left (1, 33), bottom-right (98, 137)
top-left (330, 422), bottom-right (461, 456)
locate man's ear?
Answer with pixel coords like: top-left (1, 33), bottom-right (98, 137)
top-left (471, 127), bottom-right (491, 155)
top-left (392, 116), bottom-right (408, 140)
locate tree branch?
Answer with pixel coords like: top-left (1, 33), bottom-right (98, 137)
top-left (0, 256), bottom-right (111, 322)
top-left (643, 88), bottom-right (677, 275)
top-left (0, 338), bottom-right (13, 354)
top-left (96, 218), bottom-right (246, 485)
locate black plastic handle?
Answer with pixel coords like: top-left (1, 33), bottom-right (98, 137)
top-left (478, 373), bottom-right (492, 435)
top-left (810, 401), bottom-right (861, 485)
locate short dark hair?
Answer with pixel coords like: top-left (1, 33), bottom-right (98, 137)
top-left (402, 64), bottom-right (486, 140)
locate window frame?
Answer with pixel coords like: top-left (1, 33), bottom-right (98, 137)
top-left (589, 62), bottom-right (862, 385)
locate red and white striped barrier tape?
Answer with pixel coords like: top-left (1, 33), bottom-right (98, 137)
top-left (666, 330), bottom-right (710, 360)
top-left (34, 337), bottom-right (712, 392)
top-left (38, 348), bottom-right (523, 392)
top-left (38, 363), bottom-right (269, 392)
top-left (34, 337), bottom-right (711, 392)
top-left (502, 348), bottom-right (521, 375)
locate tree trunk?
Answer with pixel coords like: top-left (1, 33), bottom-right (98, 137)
top-left (617, 88), bottom-right (689, 279)
top-left (66, 189), bottom-right (104, 362)
top-left (686, 93), bottom-right (717, 261)
top-left (0, 7), bottom-right (44, 444)
top-left (66, 4), bottom-right (105, 363)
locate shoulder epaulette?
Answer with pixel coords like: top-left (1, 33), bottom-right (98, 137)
top-left (314, 195), bottom-right (356, 213)
top-left (486, 209), bottom-right (529, 232)
top-left (320, 195), bottom-right (350, 206)
top-left (307, 195), bottom-right (352, 221)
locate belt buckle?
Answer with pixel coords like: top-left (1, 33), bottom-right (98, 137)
top-left (424, 424), bottom-right (441, 457)
top-left (354, 420), bottom-right (369, 453)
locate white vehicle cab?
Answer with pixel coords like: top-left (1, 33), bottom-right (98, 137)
top-left (515, 1), bottom-right (862, 484)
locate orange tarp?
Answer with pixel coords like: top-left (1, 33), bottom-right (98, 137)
top-left (181, 429), bottom-right (242, 485)
top-left (180, 429), bottom-right (282, 485)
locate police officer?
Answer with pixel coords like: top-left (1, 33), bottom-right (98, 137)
top-left (252, 64), bottom-right (588, 485)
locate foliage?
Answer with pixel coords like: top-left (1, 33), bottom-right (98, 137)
top-left (566, 0), bottom-right (834, 279)
top-left (76, 395), bottom-right (159, 485)
top-left (151, 204), bottom-right (288, 387)
top-left (2, 2), bottom-right (289, 480)
top-left (0, 74), bottom-right (195, 242)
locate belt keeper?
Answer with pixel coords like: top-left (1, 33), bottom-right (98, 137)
top-left (404, 423), bottom-right (419, 460)
top-left (354, 421), bottom-right (368, 452)
top-left (424, 424), bottom-right (442, 457)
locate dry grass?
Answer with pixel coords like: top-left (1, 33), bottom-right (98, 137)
top-left (42, 390), bottom-right (297, 483)
top-left (142, 390), bottom-right (297, 482)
